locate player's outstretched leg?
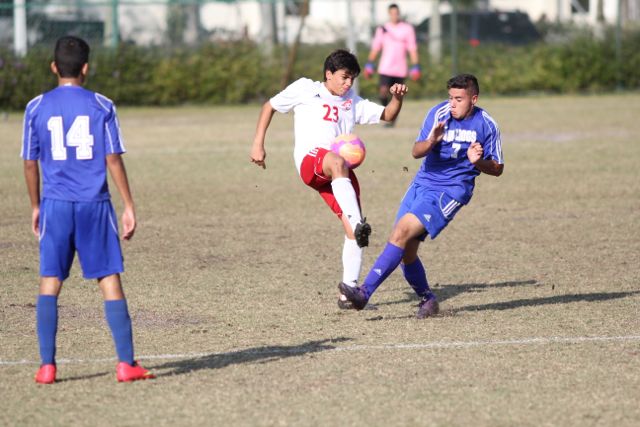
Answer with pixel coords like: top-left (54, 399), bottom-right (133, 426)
top-left (340, 242), bottom-right (405, 310)
top-left (331, 177), bottom-right (370, 247)
top-left (100, 275), bottom-right (155, 382)
top-left (323, 152), bottom-right (371, 248)
top-left (341, 214), bottom-right (426, 311)
top-left (35, 278), bottom-right (62, 384)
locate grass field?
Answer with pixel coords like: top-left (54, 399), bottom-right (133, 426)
top-left (1, 94), bottom-right (639, 426)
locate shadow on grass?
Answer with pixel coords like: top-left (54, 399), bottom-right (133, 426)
top-left (57, 371), bottom-right (111, 382)
top-left (457, 291), bottom-right (640, 312)
top-left (150, 337), bottom-right (352, 377)
top-left (377, 279), bottom-right (539, 307)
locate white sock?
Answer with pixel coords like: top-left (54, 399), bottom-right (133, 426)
top-left (331, 177), bottom-right (362, 233)
top-left (342, 236), bottom-right (363, 287)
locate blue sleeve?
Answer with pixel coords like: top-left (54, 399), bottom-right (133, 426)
top-left (21, 96), bottom-right (43, 160)
top-left (416, 101), bottom-right (449, 142)
top-left (481, 112), bottom-right (503, 164)
top-left (104, 103), bottom-right (126, 155)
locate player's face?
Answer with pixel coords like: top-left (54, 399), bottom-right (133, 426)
top-left (325, 69), bottom-right (355, 96)
top-left (389, 7), bottom-right (400, 24)
top-left (448, 88), bottom-right (478, 119)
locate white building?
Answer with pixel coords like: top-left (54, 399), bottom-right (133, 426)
top-left (5, 0), bottom-right (640, 50)
top-left (130, 0), bottom-right (640, 45)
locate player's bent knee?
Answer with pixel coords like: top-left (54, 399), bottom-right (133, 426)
top-left (389, 226), bottom-right (413, 247)
top-left (325, 152), bottom-right (349, 178)
top-left (389, 215), bottom-right (424, 247)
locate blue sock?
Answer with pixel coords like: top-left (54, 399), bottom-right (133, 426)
top-left (36, 295), bottom-right (58, 365)
top-left (362, 243), bottom-right (405, 298)
top-left (401, 258), bottom-right (434, 299)
top-left (104, 299), bottom-right (134, 365)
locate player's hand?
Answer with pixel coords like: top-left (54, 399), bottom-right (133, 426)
top-left (409, 64), bottom-right (421, 81)
top-left (364, 62), bottom-right (375, 79)
top-left (390, 83), bottom-right (408, 99)
top-left (121, 206), bottom-right (136, 241)
top-left (467, 142), bottom-right (483, 164)
top-left (31, 207), bottom-right (40, 238)
top-left (250, 143), bottom-right (266, 169)
top-left (430, 121), bottom-right (446, 143)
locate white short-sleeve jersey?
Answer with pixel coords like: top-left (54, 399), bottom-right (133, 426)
top-left (270, 78), bottom-right (385, 173)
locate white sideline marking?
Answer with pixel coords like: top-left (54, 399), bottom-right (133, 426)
top-left (2, 335), bottom-right (639, 367)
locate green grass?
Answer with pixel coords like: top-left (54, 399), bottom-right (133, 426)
top-left (1, 94), bottom-right (639, 426)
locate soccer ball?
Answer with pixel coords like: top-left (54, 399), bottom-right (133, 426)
top-left (331, 133), bottom-right (366, 169)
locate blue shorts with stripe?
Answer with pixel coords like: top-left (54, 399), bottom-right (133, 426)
top-left (39, 198), bottom-right (124, 281)
top-left (395, 183), bottom-right (463, 241)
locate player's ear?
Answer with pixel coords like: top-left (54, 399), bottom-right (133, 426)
top-left (81, 63), bottom-right (89, 76)
top-left (50, 61), bottom-right (58, 76)
top-left (325, 69), bottom-right (332, 81)
top-left (471, 94), bottom-right (478, 105)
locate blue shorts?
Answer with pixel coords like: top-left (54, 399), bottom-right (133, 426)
top-left (39, 198), bottom-right (124, 281)
top-left (395, 183), bottom-right (463, 241)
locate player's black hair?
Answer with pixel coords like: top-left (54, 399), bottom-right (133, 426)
top-left (54, 36), bottom-right (90, 78)
top-left (323, 49), bottom-right (361, 81)
top-left (447, 74), bottom-right (480, 96)
top-left (388, 3), bottom-right (399, 11)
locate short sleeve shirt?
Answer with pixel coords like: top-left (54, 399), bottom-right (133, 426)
top-left (371, 22), bottom-right (418, 78)
top-left (270, 78), bottom-right (384, 172)
top-left (414, 101), bottom-right (503, 204)
top-left (21, 86), bottom-right (126, 202)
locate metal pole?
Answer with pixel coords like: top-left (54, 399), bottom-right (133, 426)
top-left (370, 0), bottom-right (376, 37)
top-left (557, 0), bottom-right (563, 22)
top-left (13, 0), bottom-right (28, 56)
top-left (429, 0), bottom-right (441, 63)
top-left (450, 0), bottom-right (457, 76)
top-left (615, 0), bottom-right (623, 90)
top-left (111, 0), bottom-right (119, 48)
top-left (346, 0), bottom-right (358, 94)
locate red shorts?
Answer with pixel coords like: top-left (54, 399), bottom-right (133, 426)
top-left (300, 147), bottom-right (361, 217)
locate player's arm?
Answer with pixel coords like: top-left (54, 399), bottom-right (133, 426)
top-left (409, 49), bottom-right (419, 66)
top-left (467, 142), bottom-right (504, 176)
top-left (367, 47), bottom-right (380, 63)
top-left (106, 154), bottom-right (136, 240)
top-left (381, 83), bottom-right (408, 122)
top-left (23, 160), bottom-right (40, 237)
top-left (406, 25), bottom-right (421, 81)
top-left (250, 101), bottom-right (276, 169)
top-left (412, 122), bottom-right (445, 158)
top-left (365, 27), bottom-right (384, 78)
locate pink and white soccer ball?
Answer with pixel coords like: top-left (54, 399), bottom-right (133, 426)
top-left (330, 133), bottom-right (366, 169)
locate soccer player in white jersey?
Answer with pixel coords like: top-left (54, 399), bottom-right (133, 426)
top-left (340, 74), bottom-right (504, 318)
top-left (22, 36), bottom-right (154, 383)
top-left (250, 49), bottom-right (408, 307)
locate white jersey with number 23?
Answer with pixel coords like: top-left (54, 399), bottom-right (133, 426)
top-left (269, 78), bottom-right (384, 173)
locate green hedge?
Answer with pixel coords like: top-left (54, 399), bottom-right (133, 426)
top-left (2, 28), bottom-right (639, 110)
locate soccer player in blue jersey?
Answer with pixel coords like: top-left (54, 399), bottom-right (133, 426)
top-left (22, 36), bottom-right (154, 383)
top-left (339, 74), bottom-right (504, 318)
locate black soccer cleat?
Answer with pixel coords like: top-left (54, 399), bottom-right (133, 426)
top-left (354, 218), bottom-right (372, 248)
top-left (416, 294), bottom-right (439, 319)
top-left (338, 282), bottom-right (369, 310)
top-left (337, 283), bottom-right (356, 310)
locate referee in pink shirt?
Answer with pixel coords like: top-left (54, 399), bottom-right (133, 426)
top-left (365, 3), bottom-right (420, 126)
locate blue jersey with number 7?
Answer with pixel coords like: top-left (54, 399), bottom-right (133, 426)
top-left (21, 85), bottom-right (126, 202)
top-left (414, 101), bottom-right (503, 205)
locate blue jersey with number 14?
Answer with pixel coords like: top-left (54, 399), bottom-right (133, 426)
top-left (414, 101), bottom-right (503, 205)
top-left (21, 85), bottom-right (126, 202)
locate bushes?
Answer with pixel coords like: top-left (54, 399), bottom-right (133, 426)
top-left (1, 29), bottom-right (639, 110)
